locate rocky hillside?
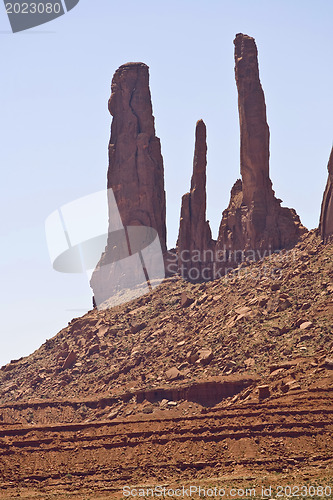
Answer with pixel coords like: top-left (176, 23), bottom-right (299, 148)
top-left (0, 231), bottom-right (332, 425)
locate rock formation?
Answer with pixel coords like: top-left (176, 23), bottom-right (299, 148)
top-left (92, 36), bottom-right (307, 291)
top-left (91, 63), bottom-right (167, 306)
top-left (177, 120), bottom-right (215, 281)
top-left (319, 146), bottom-right (333, 242)
top-left (216, 33), bottom-right (305, 262)
top-left (175, 34), bottom-right (305, 282)
top-left (234, 32), bottom-right (272, 226)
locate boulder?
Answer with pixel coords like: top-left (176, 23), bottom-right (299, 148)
top-left (299, 321), bottom-right (313, 330)
top-left (197, 348), bottom-right (213, 366)
top-left (166, 367), bottom-right (181, 380)
top-left (258, 384), bottom-right (270, 400)
top-left (180, 291), bottom-right (194, 308)
top-left (62, 351), bottom-right (77, 370)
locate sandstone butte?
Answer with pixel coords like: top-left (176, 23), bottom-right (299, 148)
top-left (0, 36), bottom-right (333, 499)
top-left (319, 146), bottom-right (333, 243)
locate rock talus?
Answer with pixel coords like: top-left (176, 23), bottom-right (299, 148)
top-left (90, 63), bottom-right (167, 305)
top-left (319, 146), bottom-right (333, 242)
top-left (176, 120), bottom-right (215, 280)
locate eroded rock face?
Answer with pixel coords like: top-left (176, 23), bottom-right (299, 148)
top-left (90, 63), bottom-right (167, 305)
top-left (176, 120), bottom-right (215, 281)
top-left (319, 147), bottom-right (333, 242)
top-left (216, 34), bottom-right (305, 260)
top-left (107, 62), bottom-right (167, 250)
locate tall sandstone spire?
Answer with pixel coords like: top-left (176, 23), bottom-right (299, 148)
top-left (176, 34), bottom-right (306, 282)
top-left (319, 146), bottom-right (333, 242)
top-left (90, 63), bottom-right (167, 305)
top-left (234, 32), bottom-right (273, 225)
top-left (177, 120), bottom-right (215, 280)
top-left (216, 33), bottom-right (305, 256)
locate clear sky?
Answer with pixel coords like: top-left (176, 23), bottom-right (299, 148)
top-left (1, 0), bottom-right (332, 367)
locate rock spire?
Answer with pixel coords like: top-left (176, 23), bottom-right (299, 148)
top-left (177, 120), bottom-right (215, 281)
top-left (91, 63), bottom-right (167, 306)
top-left (176, 34), bottom-right (306, 282)
top-left (319, 146), bottom-right (333, 242)
top-left (216, 34), bottom-right (305, 256)
top-left (106, 62), bottom-right (167, 251)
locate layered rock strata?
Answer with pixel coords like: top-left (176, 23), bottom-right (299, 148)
top-left (319, 147), bottom-right (333, 242)
top-left (176, 120), bottom-right (215, 281)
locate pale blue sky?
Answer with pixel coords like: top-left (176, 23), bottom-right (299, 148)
top-left (0, 0), bottom-right (332, 367)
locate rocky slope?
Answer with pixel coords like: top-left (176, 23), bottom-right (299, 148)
top-left (1, 231), bottom-right (332, 417)
top-left (0, 231), bottom-right (332, 498)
